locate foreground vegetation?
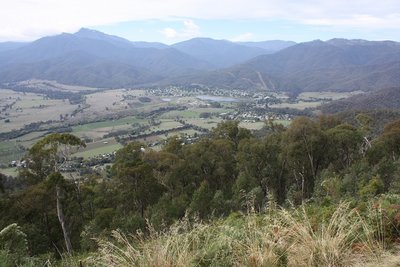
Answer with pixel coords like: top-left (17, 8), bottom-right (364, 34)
top-left (1, 113), bottom-right (400, 266)
top-left (91, 201), bottom-right (397, 267)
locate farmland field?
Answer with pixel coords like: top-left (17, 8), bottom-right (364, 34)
top-left (0, 89), bottom-right (79, 133)
top-left (0, 167), bottom-right (18, 177)
top-left (0, 141), bottom-right (25, 166)
top-left (298, 91), bottom-right (364, 101)
top-left (185, 118), bottom-right (222, 129)
top-left (239, 121), bottom-right (265, 130)
top-left (269, 101), bottom-right (324, 110)
top-left (73, 138), bottom-right (122, 159)
top-left (0, 84), bottom-right (312, 167)
top-left (16, 79), bottom-right (101, 93)
top-left (73, 116), bottom-right (145, 132)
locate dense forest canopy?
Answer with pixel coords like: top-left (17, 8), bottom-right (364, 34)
top-left (1, 114), bottom-right (400, 264)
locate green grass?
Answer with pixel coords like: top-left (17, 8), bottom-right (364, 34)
top-left (269, 101), bottom-right (324, 110)
top-left (152, 120), bottom-right (183, 131)
top-left (298, 91), bottom-right (364, 101)
top-left (0, 167), bottom-right (18, 177)
top-left (239, 121), bottom-right (266, 130)
top-left (160, 108), bottom-right (234, 119)
top-left (72, 117), bottom-right (145, 132)
top-left (12, 131), bottom-right (47, 142)
top-left (73, 143), bottom-right (122, 159)
top-left (274, 119), bottom-right (291, 127)
top-left (160, 110), bottom-right (203, 119)
top-left (185, 118), bottom-right (222, 129)
top-left (175, 129), bottom-right (202, 136)
top-left (0, 141), bottom-right (25, 165)
top-left (191, 107), bottom-right (234, 114)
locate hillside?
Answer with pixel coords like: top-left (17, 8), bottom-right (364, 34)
top-left (0, 29), bottom-right (210, 87)
top-left (321, 87), bottom-right (400, 113)
top-left (0, 31), bottom-right (399, 91)
top-left (238, 40), bottom-right (296, 52)
top-left (171, 39), bottom-right (400, 92)
top-left (172, 38), bottom-right (272, 68)
top-left (0, 42), bottom-right (27, 52)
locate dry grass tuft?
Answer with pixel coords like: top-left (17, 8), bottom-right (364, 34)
top-left (90, 202), bottom-right (384, 267)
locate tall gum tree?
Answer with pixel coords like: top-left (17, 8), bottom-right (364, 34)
top-left (23, 133), bottom-right (85, 253)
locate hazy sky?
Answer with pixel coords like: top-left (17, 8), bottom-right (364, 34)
top-left (1, 0), bottom-right (399, 43)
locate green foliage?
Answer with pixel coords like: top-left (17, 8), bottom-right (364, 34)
top-left (0, 223), bottom-right (28, 255)
top-left (0, 223), bottom-right (42, 266)
top-left (212, 120), bottom-right (252, 145)
top-left (113, 143), bottom-right (165, 218)
top-left (356, 113), bottom-right (374, 136)
top-left (3, 114), bottom-right (400, 262)
top-left (283, 117), bottom-right (329, 200)
top-left (359, 176), bottom-right (385, 199)
top-left (189, 181), bottom-right (213, 218)
top-left (326, 123), bottom-right (363, 169)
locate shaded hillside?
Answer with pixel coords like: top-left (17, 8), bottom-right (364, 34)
top-left (0, 51), bottom-right (161, 88)
top-left (321, 87), bottom-right (400, 114)
top-left (238, 40), bottom-right (296, 52)
top-left (0, 31), bottom-right (398, 90)
top-left (0, 42), bottom-right (27, 52)
top-left (336, 109), bottom-right (400, 136)
top-left (0, 29), bottom-right (210, 87)
top-left (171, 39), bottom-right (400, 92)
top-left (172, 38), bottom-right (270, 68)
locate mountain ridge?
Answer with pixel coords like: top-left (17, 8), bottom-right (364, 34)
top-left (0, 29), bottom-right (398, 91)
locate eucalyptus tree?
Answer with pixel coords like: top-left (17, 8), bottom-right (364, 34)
top-left (22, 133), bottom-right (85, 253)
top-left (283, 117), bottom-right (328, 201)
top-left (112, 142), bottom-right (165, 219)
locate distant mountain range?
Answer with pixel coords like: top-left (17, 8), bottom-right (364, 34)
top-left (0, 28), bottom-right (399, 91)
top-left (170, 39), bottom-right (400, 92)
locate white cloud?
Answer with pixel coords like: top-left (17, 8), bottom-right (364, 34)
top-left (183, 20), bottom-right (200, 36)
top-left (161, 28), bottom-right (179, 38)
top-left (160, 20), bottom-right (201, 40)
top-left (0, 0), bottom-right (399, 41)
top-left (303, 14), bottom-right (400, 29)
top-left (230, 32), bottom-right (254, 42)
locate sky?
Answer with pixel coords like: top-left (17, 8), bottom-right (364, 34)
top-left (0, 0), bottom-right (399, 43)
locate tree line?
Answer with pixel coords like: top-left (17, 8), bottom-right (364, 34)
top-left (1, 114), bottom-right (400, 259)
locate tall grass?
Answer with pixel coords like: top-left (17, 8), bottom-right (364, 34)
top-left (280, 203), bottom-right (379, 267)
top-left (90, 202), bottom-right (383, 267)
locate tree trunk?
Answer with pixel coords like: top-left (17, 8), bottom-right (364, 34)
top-left (56, 185), bottom-right (73, 253)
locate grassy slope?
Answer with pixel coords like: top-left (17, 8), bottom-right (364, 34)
top-left (87, 200), bottom-right (399, 267)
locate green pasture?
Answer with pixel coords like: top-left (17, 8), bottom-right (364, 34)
top-left (185, 118), bottom-right (222, 130)
top-left (72, 116), bottom-right (145, 132)
top-left (298, 91), bottom-right (364, 101)
top-left (269, 101), bottom-right (323, 110)
top-left (239, 121), bottom-right (266, 130)
top-left (0, 141), bottom-right (26, 165)
top-left (0, 167), bottom-right (18, 177)
top-left (73, 143), bottom-right (122, 159)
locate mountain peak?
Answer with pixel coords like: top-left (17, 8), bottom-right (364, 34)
top-left (327, 38), bottom-right (369, 46)
top-left (74, 28), bottom-right (103, 37)
top-left (73, 28), bottom-right (132, 46)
